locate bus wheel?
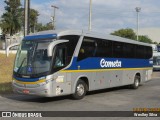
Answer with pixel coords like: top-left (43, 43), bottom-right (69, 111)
top-left (72, 80), bottom-right (87, 100)
top-left (131, 75), bottom-right (140, 89)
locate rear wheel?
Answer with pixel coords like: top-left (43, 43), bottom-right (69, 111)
top-left (131, 75), bottom-right (140, 89)
top-left (72, 80), bottom-right (87, 100)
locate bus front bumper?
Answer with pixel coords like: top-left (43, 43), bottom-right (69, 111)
top-left (12, 79), bottom-right (72, 97)
top-left (12, 79), bottom-right (54, 97)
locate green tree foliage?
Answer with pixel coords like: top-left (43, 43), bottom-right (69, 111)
top-left (19, 8), bottom-right (39, 33)
top-left (30, 9), bottom-right (39, 33)
top-left (111, 28), bottom-right (136, 40)
top-left (1, 0), bottom-right (21, 36)
top-left (111, 28), bottom-right (153, 43)
top-left (138, 35), bottom-right (152, 44)
top-left (153, 41), bottom-right (158, 44)
top-left (36, 22), bottom-right (53, 32)
top-left (35, 23), bottom-right (44, 32)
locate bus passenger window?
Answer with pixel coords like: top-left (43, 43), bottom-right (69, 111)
top-left (77, 38), bottom-right (96, 61)
top-left (113, 42), bottom-right (124, 58)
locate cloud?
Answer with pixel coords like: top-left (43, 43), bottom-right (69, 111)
top-left (28, 0), bottom-right (160, 34)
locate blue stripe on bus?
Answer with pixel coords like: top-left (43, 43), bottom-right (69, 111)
top-left (67, 57), bottom-right (153, 70)
top-left (24, 34), bottom-right (57, 40)
top-left (14, 57), bottom-right (152, 82)
top-left (13, 76), bottom-right (44, 82)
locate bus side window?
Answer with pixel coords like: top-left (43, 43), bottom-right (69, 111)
top-left (123, 43), bottom-right (135, 58)
top-left (113, 41), bottom-right (124, 58)
top-left (59, 35), bottom-right (79, 61)
top-left (96, 40), bottom-right (112, 58)
top-left (136, 45), bottom-right (145, 59)
top-left (77, 38), bottom-right (96, 61)
top-left (51, 44), bottom-right (67, 73)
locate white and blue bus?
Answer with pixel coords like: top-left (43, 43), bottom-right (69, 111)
top-left (153, 52), bottom-right (160, 71)
top-left (12, 30), bottom-right (153, 99)
top-left (151, 44), bottom-right (160, 71)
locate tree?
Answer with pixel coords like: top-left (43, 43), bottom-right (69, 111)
top-left (35, 23), bottom-right (44, 31)
top-left (45, 22), bottom-right (54, 30)
top-left (36, 22), bottom-right (53, 32)
top-left (29, 9), bottom-right (39, 33)
top-left (153, 41), bottom-right (158, 44)
top-left (138, 35), bottom-right (152, 44)
top-left (111, 28), bottom-right (136, 40)
top-left (19, 8), bottom-right (39, 33)
top-left (111, 28), bottom-right (153, 43)
top-left (0, 0), bottom-right (21, 36)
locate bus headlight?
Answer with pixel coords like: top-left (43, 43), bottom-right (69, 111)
top-left (46, 79), bottom-right (54, 84)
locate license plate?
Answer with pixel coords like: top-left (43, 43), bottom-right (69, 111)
top-left (23, 89), bottom-right (29, 94)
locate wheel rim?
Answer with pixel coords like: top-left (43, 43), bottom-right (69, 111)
top-left (135, 79), bottom-right (139, 87)
top-left (76, 84), bottom-right (85, 96)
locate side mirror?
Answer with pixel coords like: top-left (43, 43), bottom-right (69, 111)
top-left (6, 43), bottom-right (20, 57)
top-left (47, 39), bottom-right (69, 57)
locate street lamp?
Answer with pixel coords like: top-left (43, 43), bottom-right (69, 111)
top-left (89, 0), bottom-right (92, 31)
top-left (51, 5), bottom-right (59, 30)
top-left (135, 7), bottom-right (141, 41)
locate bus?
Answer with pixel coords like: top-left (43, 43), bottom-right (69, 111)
top-left (12, 30), bottom-right (153, 99)
top-left (151, 44), bottom-right (160, 71)
top-left (153, 52), bottom-right (160, 71)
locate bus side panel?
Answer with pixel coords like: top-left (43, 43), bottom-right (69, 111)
top-left (70, 72), bottom-right (93, 93)
top-left (109, 71), bottom-right (123, 88)
top-left (147, 69), bottom-right (152, 81)
top-left (139, 69), bottom-right (151, 83)
top-left (50, 72), bottom-right (72, 96)
top-left (122, 69), bottom-right (152, 86)
top-left (141, 70), bottom-right (147, 83)
top-left (93, 72), bottom-right (110, 90)
top-left (122, 70), bottom-right (146, 85)
top-left (122, 70), bottom-right (133, 85)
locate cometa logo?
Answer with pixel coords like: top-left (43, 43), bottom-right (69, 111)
top-left (100, 59), bottom-right (122, 68)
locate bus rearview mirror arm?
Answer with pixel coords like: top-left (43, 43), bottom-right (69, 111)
top-left (48, 40), bottom-right (69, 57)
top-left (6, 43), bottom-right (20, 57)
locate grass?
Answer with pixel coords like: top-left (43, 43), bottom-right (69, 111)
top-left (0, 53), bottom-right (16, 94)
top-left (0, 82), bottom-right (13, 94)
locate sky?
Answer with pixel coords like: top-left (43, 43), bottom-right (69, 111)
top-left (0, 0), bottom-right (160, 35)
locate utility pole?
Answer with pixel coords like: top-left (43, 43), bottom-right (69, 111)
top-left (24, 0), bottom-right (30, 36)
top-left (51, 5), bottom-right (59, 30)
top-left (135, 7), bottom-right (141, 41)
top-left (89, 0), bottom-right (92, 31)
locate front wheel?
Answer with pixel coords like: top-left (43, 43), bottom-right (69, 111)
top-left (72, 80), bottom-right (87, 100)
top-left (131, 75), bottom-right (140, 89)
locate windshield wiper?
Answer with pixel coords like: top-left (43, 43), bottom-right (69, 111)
top-left (17, 58), bottom-right (27, 74)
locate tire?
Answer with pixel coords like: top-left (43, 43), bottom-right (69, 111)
top-left (131, 75), bottom-right (140, 89)
top-left (72, 80), bottom-right (87, 100)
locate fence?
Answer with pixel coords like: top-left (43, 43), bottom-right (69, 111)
top-left (0, 34), bottom-right (22, 50)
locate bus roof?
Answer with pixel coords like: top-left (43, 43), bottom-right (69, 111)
top-left (26, 29), bottom-right (151, 47)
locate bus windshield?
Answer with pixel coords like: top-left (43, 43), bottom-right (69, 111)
top-left (14, 40), bottom-right (53, 78)
top-left (14, 35), bottom-right (80, 78)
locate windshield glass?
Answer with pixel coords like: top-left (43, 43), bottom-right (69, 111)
top-left (14, 35), bottom-right (80, 78)
top-left (14, 40), bottom-right (53, 77)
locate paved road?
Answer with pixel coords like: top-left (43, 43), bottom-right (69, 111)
top-left (152, 71), bottom-right (160, 78)
top-left (0, 72), bottom-right (160, 120)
